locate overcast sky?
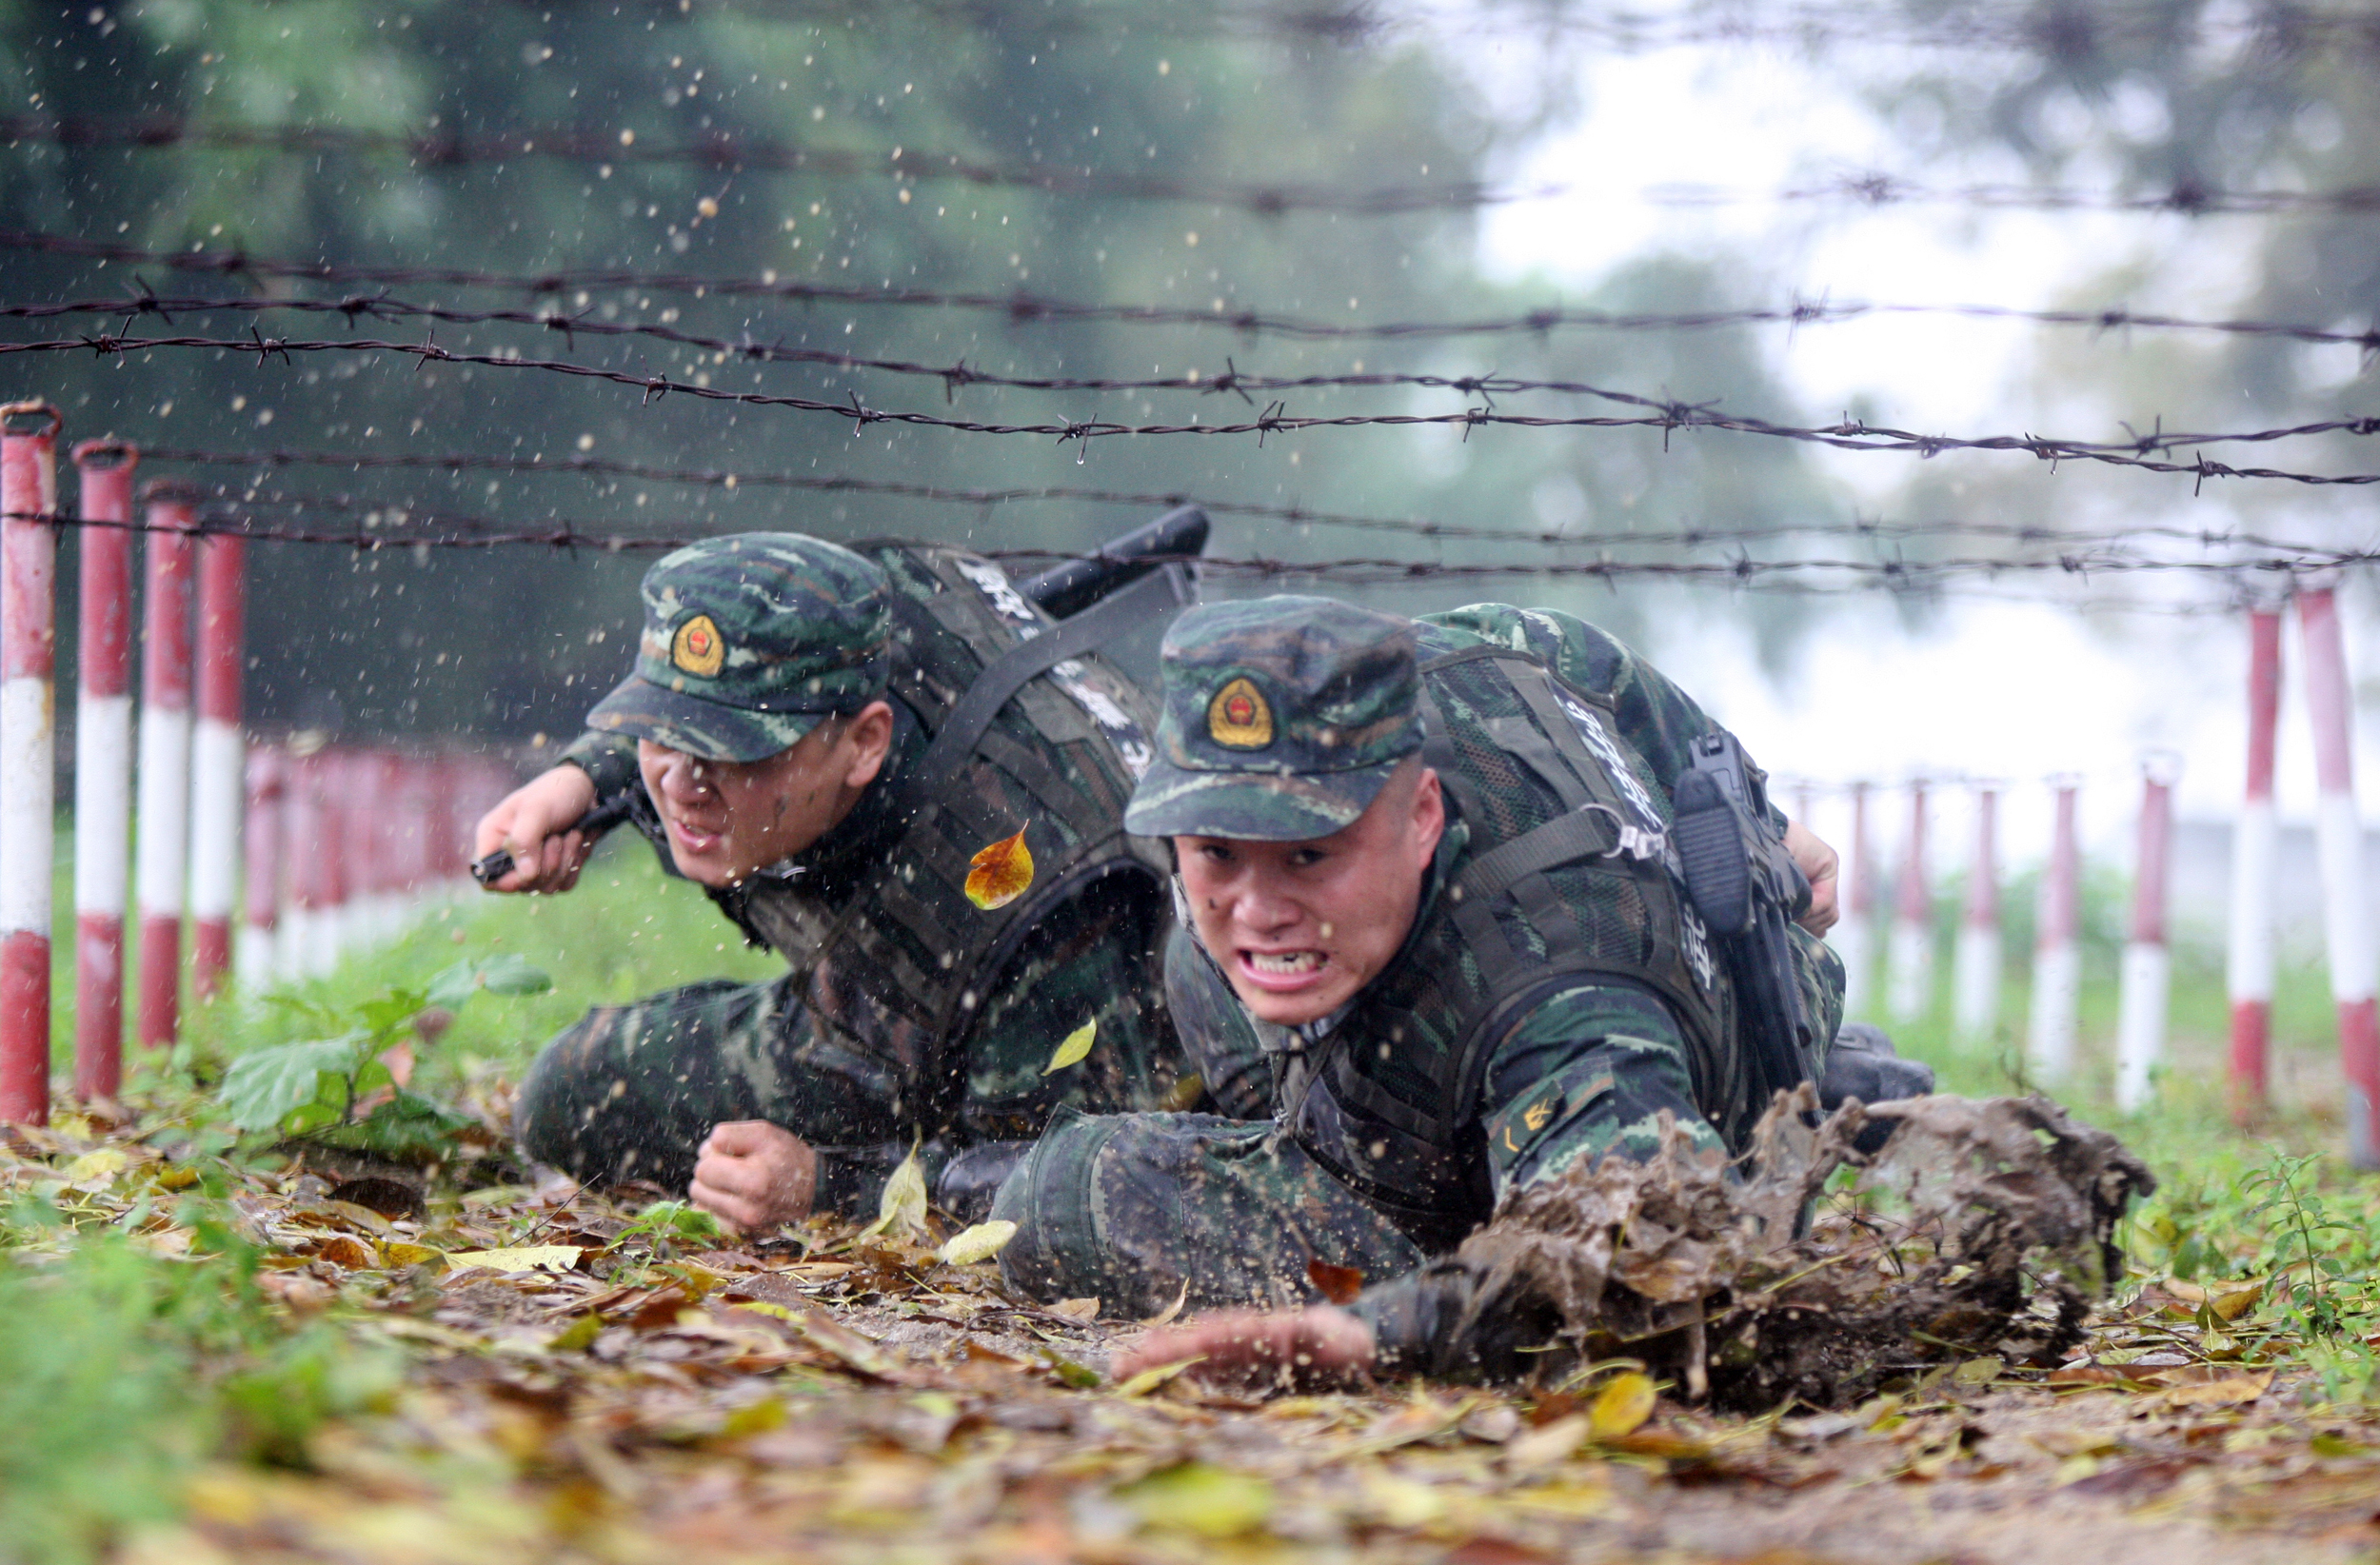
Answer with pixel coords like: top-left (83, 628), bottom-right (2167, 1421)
top-left (1450, 27), bottom-right (2380, 874)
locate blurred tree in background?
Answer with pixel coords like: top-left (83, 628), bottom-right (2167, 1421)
top-left (0, 1), bottom-right (1835, 742)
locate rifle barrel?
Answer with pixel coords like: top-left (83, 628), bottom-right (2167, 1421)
top-left (1018, 505), bottom-right (1209, 619)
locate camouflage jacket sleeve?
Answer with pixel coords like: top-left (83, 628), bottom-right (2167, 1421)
top-left (1418, 604), bottom-right (1786, 830)
top-left (1345, 980), bottom-right (1728, 1382)
top-left (1476, 981), bottom-right (1727, 1204)
top-left (558, 729), bottom-right (644, 802)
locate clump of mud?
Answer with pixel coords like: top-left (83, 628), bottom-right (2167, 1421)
top-left (1439, 1088), bottom-right (2155, 1409)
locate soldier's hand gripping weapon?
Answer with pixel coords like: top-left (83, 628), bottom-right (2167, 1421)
top-left (469, 505), bottom-right (1212, 888)
top-left (1669, 730), bottom-right (1816, 1105)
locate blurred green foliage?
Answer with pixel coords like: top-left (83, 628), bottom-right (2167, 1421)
top-left (0, 2), bottom-right (1840, 743)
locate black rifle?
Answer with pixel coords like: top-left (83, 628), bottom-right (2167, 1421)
top-left (470, 506), bottom-right (1211, 886)
top-left (1668, 730), bottom-right (1816, 1105)
top-left (1015, 504), bottom-right (1209, 618)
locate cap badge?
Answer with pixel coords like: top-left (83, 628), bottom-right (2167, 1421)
top-left (1207, 676), bottom-right (1274, 749)
top-left (671, 613), bottom-right (725, 678)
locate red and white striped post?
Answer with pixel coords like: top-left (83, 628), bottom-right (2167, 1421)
top-left (281, 745), bottom-right (327, 979)
top-left (2028, 776), bottom-right (2083, 1083)
top-left (1886, 780), bottom-right (1932, 1024)
top-left (2298, 585), bottom-right (2380, 1166)
top-left (2227, 603), bottom-right (2283, 1124)
top-left (0, 403), bottom-right (60, 1124)
top-left (2117, 756), bottom-right (2179, 1112)
top-left (315, 747), bottom-right (351, 973)
top-left (189, 530), bottom-right (245, 998)
top-left (239, 746), bottom-right (283, 991)
top-left (135, 485), bottom-right (195, 1049)
top-left (71, 440), bottom-right (136, 1100)
top-left (1837, 782), bottom-right (1874, 1018)
top-left (1953, 785), bottom-right (2001, 1041)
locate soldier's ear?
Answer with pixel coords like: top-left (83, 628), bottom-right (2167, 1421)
top-left (842, 699), bottom-right (898, 787)
top-left (1410, 764), bottom-right (1445, 862)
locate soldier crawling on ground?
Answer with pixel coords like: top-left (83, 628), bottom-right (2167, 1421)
top-left (475, 532), bottom-right (1200, 1228)
top-left (985, 595), bottom-right (1931, 1382)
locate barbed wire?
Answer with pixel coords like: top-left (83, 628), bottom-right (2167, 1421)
top-left (10, 506), bottom-right (2372, 591)
top-left (11, 115), bottom-right (2380, 220)
top-left (12, 292), bottom-right (2380, 410)
top-left (599, 0), bottom-right (2380, 56)
top-left (11, 230), bottom-right (2373, 355)
top-left (130, 452), bottom-right (2373, 558)
top-left (10, 329), bottom-right (2379, 485)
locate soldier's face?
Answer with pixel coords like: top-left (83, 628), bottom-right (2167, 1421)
top-left (637, 700), bottom-right (895, 884)
top-left (1175, 761), bottom-right (1445, 1026)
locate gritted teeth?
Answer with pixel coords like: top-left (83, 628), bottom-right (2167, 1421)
top-left (1246, 950), bottom-right (1325, 975)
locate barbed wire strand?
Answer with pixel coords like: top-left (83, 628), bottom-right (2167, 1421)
top-left (139, 453), bottom-right (2377, 558)
top-left (15, 291), bottom-right (2380, 406)
top-left (569, 0), bottom-right (2380, 55)
top-left (11, 230), bottom-right (2374, 354)
top-left (11, 329), bottom-right (2380, 485)
top-left (9, 507), bottom-right (2372, 588)
top-left (10, 115), bottom-right (2380, 220)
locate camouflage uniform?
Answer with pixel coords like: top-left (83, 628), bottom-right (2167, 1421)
top-left (993, 598), bottom-right (1846, 1321)
top-left (512, 534), bottom-right (1192, 1215)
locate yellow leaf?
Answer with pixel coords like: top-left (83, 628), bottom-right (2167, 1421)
top-left (1588, 1371), bottom-right (1656, 1440)
top-left (383, 1240), bottom-right (444, 1269)
top-left (937, 1219), bottom-right (1018, 1265)
top-left (1120, 1462), bottom-right (1275, 1538)
top-left (1042, 1019), bottom-right (1097, 1076)
top-left (447, 1244), bottom-right (583, 1274)
top-left (1115, 1356), bottom-right (1202, 1398)
top-left (963, 827), bottom-right (1034, 910)
top-left (63, 1149), bottom-right (129, 1183)
top-left (869, 1144), bottom-right (927, 1238)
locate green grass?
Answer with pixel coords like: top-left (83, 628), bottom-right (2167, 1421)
top-left (135, 834), bottom-right (782, 1101)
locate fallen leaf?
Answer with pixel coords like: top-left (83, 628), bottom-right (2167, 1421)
top-left (867, 1144), bottom-right (928, 1238)
top-left (963, 827), bottom-right (1034, 910)
top-left (548, 1313), bottom-right (603, 1353)
top-left (1119, 1461), bottom-right (1275, 1537)
top-left (1049, 1296), bottom-right (1101, 1321)
top-left (1588, 1372), bottom-right (1656, 1440)
top-left (383, 1240), bottom-right (445, 1269)
top-left (305, 1233), bottom-right (377, 1270)
top-left (1041, 1019), bottom-right (1097, 1076)
top-left (446, 1244), bottom-right (583, 1274)
top-left (937, 1220), bottom-right (1018, 1265)
top-left (2154, 1365), bottom-right (2274, 1405)
top-left (2165, 1276), bottom-right (2265, 1321)
top-left (1115, 1357), bottom-right (1203, 1398)
top-left (1507, 1414), bottom-right (1592, 1471)
top-left (1307, 1258), bottom-right (1365, 1305)
top-left (1140, 1278), bottom-right (1190, 1327)
top-left (63, 1148), bottom-right (129, 1183)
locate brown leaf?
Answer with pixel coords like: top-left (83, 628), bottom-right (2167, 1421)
top-left (1307, 1258), bottom-right (1365, 1305)
top-left (304, 1233), bottom-right (377, 1270)
top-left (963, 827), bottom-right (1034, 910)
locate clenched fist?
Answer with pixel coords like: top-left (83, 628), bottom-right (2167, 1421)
top-left (688, 1119), bottom-right (820, 1234)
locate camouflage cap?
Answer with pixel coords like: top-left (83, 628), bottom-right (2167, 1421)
top-left (1123, 595), bottom-right (1421, 842)
top-left (584, 533), bottom-right (893, 763)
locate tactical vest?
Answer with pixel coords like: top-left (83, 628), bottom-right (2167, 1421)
top-left (656, 542), bottom-right (1172, 1136)
top-left (1269, 638), bottom-right (1737, 1249)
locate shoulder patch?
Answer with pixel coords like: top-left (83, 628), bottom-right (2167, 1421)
top-left (671, 613), bottom-right (725, 678)
top-left (1208, 676), bottom-right (1275, 749)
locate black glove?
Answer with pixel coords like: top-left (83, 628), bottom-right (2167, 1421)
top-left (1817, 1023), bottom-right (1934, 1156)
top-left (934, 1139), bottom-right (1036, 1225)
